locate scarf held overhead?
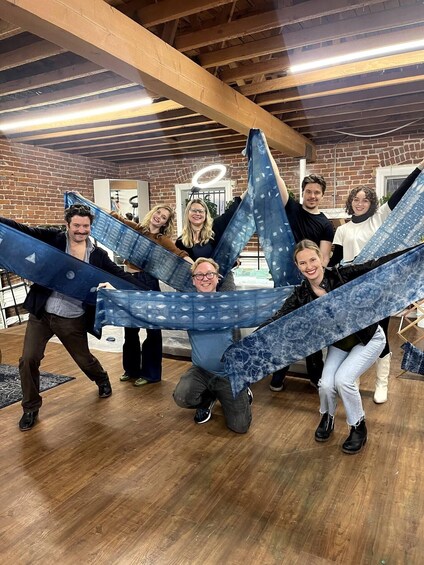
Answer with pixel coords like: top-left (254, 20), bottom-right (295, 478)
top-left (223, 244), bottom-right (424, 396)
top-left (95, 286), bottom-right (294, 332)
top-left (0, 223), bottom-right (138, 304)
top-left (213, 129), bottom-right (299, 286)
top-left (64, 192), bottom-right (193, 292)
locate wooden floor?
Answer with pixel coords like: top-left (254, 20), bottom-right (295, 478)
top-left (0, 320), bottom-right (423, 565)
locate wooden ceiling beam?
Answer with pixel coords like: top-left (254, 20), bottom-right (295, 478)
top-left (256, 68), bottom-right (424, 105)
top-left (38, 111), bottom-right (203, 147)
top-left (50, 126), bottom-right (230, 152)
top-left (240, 50), bottom-right (424, 96)
top-left (0, 60), bottom-right (104, 97)
top-left (0, 0), bottom-right (314, 158)
top-left (0, 75), bottom-right (136, 114)
top-left (0, 96), bottom-right (182, 133)
top-left (220, 26), bottom-right (424, 83)
top-left (0, 38), bottom-right (65, 71)
top-left (0, 18), bottom-right (20, 38)
top-left (283, 102), bottom-right (424, 128)
top-left (279, 93), bottom-right (424, 122)
top-left (199, 5), bottom-right (424, 68)
top-left (110, 143), bottom-right (248, 163)
top-left (66, 130), bottom-right (246, 158)
top-left (296, 113), bottom-right (423, 135)
top-left (84, 137), bottom-right (246, 159)
top-left (175, 0), bottom-right (384, 52)
top-left (10, 114), bottom-right (210, 144)
top-left (136, 0), bottom-right (234, 27)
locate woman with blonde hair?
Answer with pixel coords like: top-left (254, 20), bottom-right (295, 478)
top-left (176, 193), bottom-right (245, 290)
top-left (262, 239), bottom-right (407, 454)
top-left (111, 204), bottom-right (192, 386)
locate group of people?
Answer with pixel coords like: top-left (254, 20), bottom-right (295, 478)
top-left (1, 145), bottom-right (422, 456)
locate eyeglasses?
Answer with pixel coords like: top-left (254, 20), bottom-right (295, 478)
top-left (189, 208), bottom-right (205, 214)
top-left (192, 271), bottom-right (218, 281)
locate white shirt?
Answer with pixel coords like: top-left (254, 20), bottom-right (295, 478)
top-left (333, 203), bottom-right (391, 262)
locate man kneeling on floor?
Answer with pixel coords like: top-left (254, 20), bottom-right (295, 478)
top-left (173, 258), bottom-right (252, 433)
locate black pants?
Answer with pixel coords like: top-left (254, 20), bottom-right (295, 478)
top-left (378, 316), bottom-right (391, 357)
top-left (20, 312), bottom-right (108, 411)
top-left (122, 271), bottom-right (162, 382)
top-left (273, 350), bottom-right (324, 386)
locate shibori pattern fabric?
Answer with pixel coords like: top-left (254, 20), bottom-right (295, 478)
top-left (213, 129), bottom-right (299, 286)
top-left (95, 286), bottom-right (294, 332)
top-left (64, 192), bottom-right (193, 292)
top-left (401, 342), bottom-right (424, 376)
top-left (223, 244), bottom-right (424, 397)
top-left (354, 170), bottom-right (424, 263)
top-left (0, 223), bottom-right (137, 304)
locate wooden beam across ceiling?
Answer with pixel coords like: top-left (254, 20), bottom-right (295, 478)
top-left (0, 0), bottom-right (315, 159)
top-left (175, 0), bottom-right (386, 52)
top-left (1, 97), bottom-right (183, 133)
top-left (135, 0), bottom-right (235, 27)
top-left (240, 50), bottom-right (424, 97)
top-left (220, 26), bottom-right (424, 84)
top-left (199, 4), bottom-right (424, 68)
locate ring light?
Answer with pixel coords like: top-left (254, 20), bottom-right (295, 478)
top-left (192, 164), bottom-right (227, 189)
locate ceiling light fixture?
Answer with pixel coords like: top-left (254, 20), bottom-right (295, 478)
top-left (0, 96), bottom-right (153, 132)
top-left (192, 164), bottom-right (227, 189)
top-left (289, 39), bottom-right (424, 74)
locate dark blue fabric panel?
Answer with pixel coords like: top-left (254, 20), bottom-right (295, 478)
top-left (401, 342), bottom-right (424, 376)
top-left (223, 244), bottom-right (424, 396)
top-left (0, 223), bottom-right (137, 304)
top-left (64, 193), bottom-right (193, 291)
top-left (95, 286), bottom-right (294, 332)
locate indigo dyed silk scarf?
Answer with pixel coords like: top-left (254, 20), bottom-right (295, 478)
top-left (64, 193), bottom-right (193, 292)
top-left (213, 129), bottom-right (299, 286)
top-left (223, 244), bottom-right (424, 396)
top-left (400, 342), bottom-right (424, 376)
top-left (354, 171), bottom-right (424, 263)
top-left (95, 286), bottom-right (294, 332)
top-left (0, 223), bottom-right (137, 304)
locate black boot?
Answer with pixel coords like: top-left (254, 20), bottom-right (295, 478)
top-left (342, 420), bottom-right (367, 454)
top-left (314, 413), bottom-right (334, 442)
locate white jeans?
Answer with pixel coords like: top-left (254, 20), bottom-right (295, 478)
top-left (319, 326), bottom-right (386, 426)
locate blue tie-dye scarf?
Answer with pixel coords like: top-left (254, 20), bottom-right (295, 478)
top-left (223, 244), bottom-right (424, 396)
top-left (0, 223), bottom-right (138, 304)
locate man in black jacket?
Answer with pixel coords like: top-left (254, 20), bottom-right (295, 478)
top-left (0, 204), bottom-right (142, 431)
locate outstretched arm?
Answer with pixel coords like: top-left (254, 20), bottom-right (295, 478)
top-left (262, 134), bottom-right (290, 205)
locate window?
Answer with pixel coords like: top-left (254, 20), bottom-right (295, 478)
top-left (376, 165), bottom-right (412, 201)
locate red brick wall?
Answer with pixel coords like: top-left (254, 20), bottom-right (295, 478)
top-left (117, 133), bottom-right (423, 212)
top-left (1, 133), bottom-right (422, 228)
top-left (0, 139), bottom-right (118, 224)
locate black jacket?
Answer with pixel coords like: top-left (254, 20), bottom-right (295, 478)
top-left (0, 217), bottom-right (141, 334)
top-left (264, 251), bottom-right (406, 346)
top-left (175, 197), bottom-right (242, 260)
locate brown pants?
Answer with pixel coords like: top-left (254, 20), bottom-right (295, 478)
top-left (19, 312), bottom-right (108, 412)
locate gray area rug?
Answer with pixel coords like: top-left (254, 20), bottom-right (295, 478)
top-left (0, 364), bottom-right (75, 409)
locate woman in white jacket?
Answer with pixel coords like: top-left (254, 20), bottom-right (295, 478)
top-left (330, 158), bottom-right (424, 403)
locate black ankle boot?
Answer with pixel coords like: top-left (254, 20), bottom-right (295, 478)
top-left (342, 420), bottom-right (367, 454)
top-left (314, 413), bottom-right (334, 442)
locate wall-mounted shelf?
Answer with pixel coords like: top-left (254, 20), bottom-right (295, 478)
top-left (0, 269), bottom-right (30, 329)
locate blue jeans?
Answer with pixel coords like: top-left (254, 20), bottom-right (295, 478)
top-left (319, 326), bottom-right (385, 425)
top-left (173, 365), bottom-right (252, 434)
